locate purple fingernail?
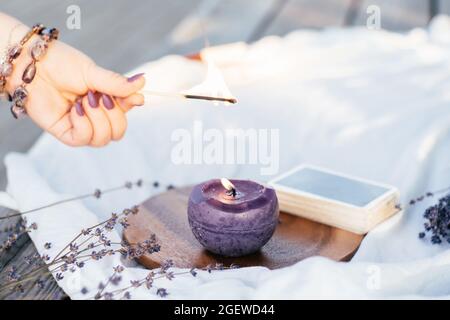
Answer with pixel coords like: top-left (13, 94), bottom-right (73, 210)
top-left (127, 73), bottom-right (145, 82)
top-left (75, 101), bottom-right (84, 116)
top-left (102, 94), bottom-right (114, 110)
top-left (87, 90), bottom-right (98, 108)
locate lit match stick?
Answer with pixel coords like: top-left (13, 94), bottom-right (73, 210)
top-left (141, 90), bottom-right (237, 104)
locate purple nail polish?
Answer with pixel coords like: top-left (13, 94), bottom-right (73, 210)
top-left (75, 101), bottom-right (84, 116)
top-left (127, 73), bottom-right (145, 82)
top-left (102, 94), bottom-right (114, 110)
top-left (87, 90), bottom-right (98, 108)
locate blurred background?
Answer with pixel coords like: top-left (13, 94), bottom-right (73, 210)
top-left (0, 0), bottom-right (448, 189)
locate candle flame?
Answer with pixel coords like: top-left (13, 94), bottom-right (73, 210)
top-left (184, 57), bottom-right (236, 105)
top-left (220, 178), bottom-right (235, 191)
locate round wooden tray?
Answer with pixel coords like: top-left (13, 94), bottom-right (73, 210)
top-left (123, 186), bottom-right (364, 269)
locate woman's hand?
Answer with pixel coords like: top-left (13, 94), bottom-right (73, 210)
top-left (6, 27), bottom-right (145, 147)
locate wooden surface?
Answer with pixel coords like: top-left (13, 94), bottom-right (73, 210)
top-left (0, 0), bottom-right (442, 300)
top-left (123, 186), bottom-right (364, 270)
top-left (0, 207), bottom-right (65, 300)
top-left (354, 0), bottom-right (430, 30)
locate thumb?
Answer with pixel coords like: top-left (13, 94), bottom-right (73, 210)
top-left (86, 64), bottom-right (145, 97)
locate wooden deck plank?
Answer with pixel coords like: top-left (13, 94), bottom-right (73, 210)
top-left (0, 206), bottom-right (67, 300)
top-left (440, 0), bottom-right (450, 15)
top-left (167, 0), bottom-right (277, 55)
top-left (429, 0), bottom-right (439, 18)
top-left (354, 0), bottom-right (429, 30)
top-left (0, 0), bottom-right (204, 72)
top-left (0, 239), bottom-right (66, 300)
top-left (262, 0), bottom-right (353, 36)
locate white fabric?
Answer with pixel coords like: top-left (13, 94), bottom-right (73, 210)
top-left (2, 16), bottom-right (450, 299)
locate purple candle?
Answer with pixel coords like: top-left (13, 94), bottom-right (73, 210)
top-left (188, 178), bottom-right (279, 257)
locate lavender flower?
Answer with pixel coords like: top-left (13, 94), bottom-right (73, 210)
top-left (123, 291), bottom-right (131, 299)
top-left (94, 189), bottom-right (102, 199)
top-left (145, 277), bottom-right (153, 289)
top-left (125, 182), bottom-right (133, 189)
top-left (36, 279), bottom-right (45, 289)
top-left (420, 193), bottom-right (450, 244)
top-left (104, 213), bottom-right (118, 231)
top-left (103, 292), bottom-right (113, 300)
top-left (110, 275), bottom-right (122, 286)
top-left (113, 265), bottom-right (124, 273)
top-left (0, 218), bottom-right (39, 254)
top-left (119, 218), bottom-right (130, 229)
top-left (69, 242), bottom-right (79, 252)
top-left (24, 253), bottom-right (42, 266)
top-left (41, 254), bottom-right (50, 262)
top-left (156, 288), bottom-right (168, 297)
top-left (161, 259), bottom-right (174, 272)
top-left (7, 266), bottom-right (20, 282)
top-left (165, 272), bottom-right (175, 280)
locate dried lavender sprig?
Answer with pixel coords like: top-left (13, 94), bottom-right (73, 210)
top-left (0, 219), bottom-right (37, 256)
top-left (92, 262), bottom-right (239, 300)
top-left (395, 185), bottom-right (450, 210)
top-left (0, 180), bottom-right (149, 221)
top-left (0, 179), bottom-right (177, 222)
top-left (1, 235), bottom-right (157, 295)
top-left (50, 210), bottom-right (136, 265)
top-left (389, 184), bottom-right (450, 244)
top-left (0, 179), bottom-right (172, 259)
top-left (1, 206), bottom-right (235, 300)
top-left (0, 207), bottom-right (148, 293)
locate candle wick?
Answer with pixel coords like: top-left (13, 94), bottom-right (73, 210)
top-left (227, 188), bottom-right (237, 197)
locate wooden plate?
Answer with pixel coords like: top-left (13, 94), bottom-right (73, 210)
top-left (123, 186), bottom-right (364, 269)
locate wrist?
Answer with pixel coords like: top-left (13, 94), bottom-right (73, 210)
top-left (5, 25), bottom-right (59, 118)
top-left (0, 13), bottom-right (30, 98)
top-left (3, 33), bottom-right (40, 94)
top-left (0, 13), bottom-right (28, 54)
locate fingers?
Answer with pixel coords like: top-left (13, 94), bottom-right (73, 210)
top-left (82, 92), bottom-right (112, 147)
top-left (116, 93), bottom-right (145, 112)
top-left (86, 63), bottom-right (145, 98)
top-left (51, 89), bottom-right (141, 147)
top-left (50, 101), bottom-right (93, 147)
top-left (99, 94), bottom-right (127, 141)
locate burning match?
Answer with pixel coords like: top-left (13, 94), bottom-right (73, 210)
top-left (140, 57), bottom-right (237, 104)
top-left (141, 90), bottom-right (237, 104)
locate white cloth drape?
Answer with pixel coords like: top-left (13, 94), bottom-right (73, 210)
top-left (2, 16), bottom-right (450, 299)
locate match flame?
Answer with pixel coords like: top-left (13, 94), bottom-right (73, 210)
top-left (184, 57), bottom-right (235, 105)
top-left (220, 178), bottom-right (235, 191)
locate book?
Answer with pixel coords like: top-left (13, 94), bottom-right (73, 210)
top-left (268, 165), bottom-right (400, 234)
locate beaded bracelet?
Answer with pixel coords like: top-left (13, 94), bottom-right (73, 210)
top-left (10, 26), bottom-right (59, 118)
top-left (0, 24), bottom-right (44, 102)
top-left (0, 23), bottom-right (23, 99)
